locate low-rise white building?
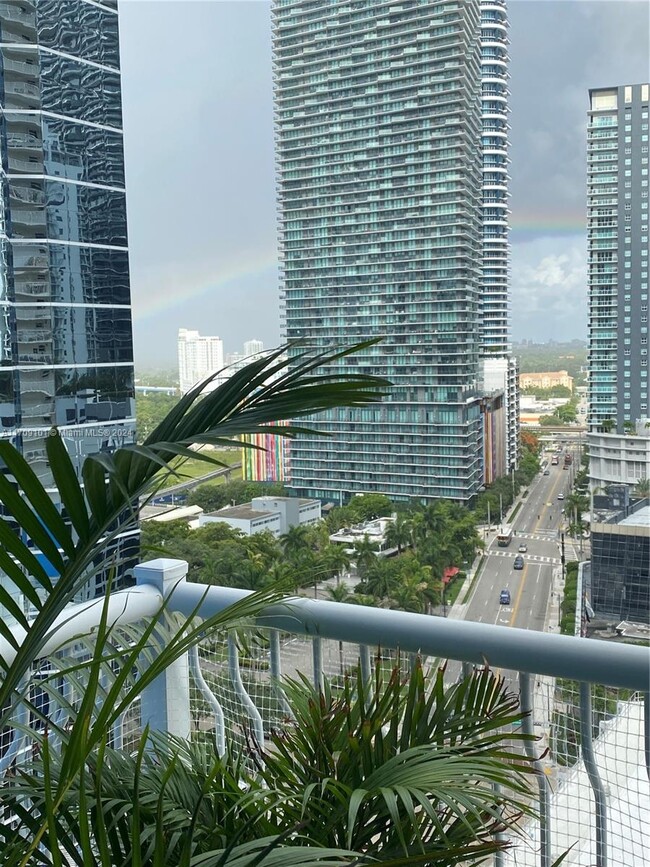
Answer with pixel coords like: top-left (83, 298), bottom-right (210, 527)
top-left (251, 496), bottom-right (321, 532)
top-left (588, 419), bottom-right (650, 497)
top-left (329, 516), bottom-right (397, 556)
top-left (199, 505), bottom-right (282, 537)
top-left (198, 496), bottom-right (321, 537)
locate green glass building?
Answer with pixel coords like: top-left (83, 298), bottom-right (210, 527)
top-left (587, 84), bottom-right (650, 432)
top-left (273, 0), bottom-right (485, 502)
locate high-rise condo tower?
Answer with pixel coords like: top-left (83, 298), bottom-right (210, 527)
top-left (587, 83), bottom-right (650, 432)
top-left (479, 0), bottom-right (519, 471)
top-left (273, 0), bottom-right (486, 503)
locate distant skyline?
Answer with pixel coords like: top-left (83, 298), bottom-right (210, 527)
top-left (119, 1), bottom-right (649, 366)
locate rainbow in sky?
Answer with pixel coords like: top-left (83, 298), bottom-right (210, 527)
top-left (509, 208), bottom-right (586, 240)
top-left (133, 256), bottom-right (279, 321)
top-left (133, 211), bottom-right (586, 322)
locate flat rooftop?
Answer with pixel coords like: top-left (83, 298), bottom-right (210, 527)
top-left (618, 505), bottom-right (650, 528)
top-left (251, 496), bottom-right (317, 505)
top-left (208, 506), bottom-right (277, 521)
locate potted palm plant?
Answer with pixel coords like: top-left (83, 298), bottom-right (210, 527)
top-left (0, 343), bottom-right (555, 865)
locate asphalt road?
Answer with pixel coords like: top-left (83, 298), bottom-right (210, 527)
top-left (465, 444), bottom-right (581, 631)
top-left (442, 441), bottom-right (582, 687)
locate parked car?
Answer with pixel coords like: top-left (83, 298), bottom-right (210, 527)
top-left (543, 469), bottom-right (550, 475)
top-left (513, 555), bottom-right (524, 570)
top-left (518, 543), bottom-right (528, 553)
top-left (557, 493), bottom-right (565, 500)
top-left (499, 588), bottom-right (511, 605)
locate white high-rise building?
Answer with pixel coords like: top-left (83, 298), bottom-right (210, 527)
top-left (243, 339), bottom-right (264, 358)
top-left (177, 329), bottom-right (224, 394)
top-left (587, 84), bottom-right (650, 432)
top-left (480, 0), bottom-right (519, 471)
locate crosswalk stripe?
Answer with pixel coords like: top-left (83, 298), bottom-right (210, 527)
top-left (486, 551), bottom-right (560, 565)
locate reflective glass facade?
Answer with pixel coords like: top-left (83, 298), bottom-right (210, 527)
top-left (590, 506), bottom-right (650, 624)
top-left (273, 0), bottom-right (485, 502)
top-left (0, 0), bottom-right (135, 492)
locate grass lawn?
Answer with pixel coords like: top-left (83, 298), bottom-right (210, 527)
top-left (444, 575), bottom-right (466, 608)
top-left (158, 449), bottom-right (242, 489)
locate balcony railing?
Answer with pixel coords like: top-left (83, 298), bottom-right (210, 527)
top-left (1, 558), bottom-right (648, 867)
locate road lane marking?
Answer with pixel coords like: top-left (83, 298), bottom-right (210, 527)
top-left (509, 563), bottom-right (528, 627)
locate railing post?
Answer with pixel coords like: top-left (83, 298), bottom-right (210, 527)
top-left (492, 782), bottom-right (505, 867)
top-left (189, 644), bottom-right (226, 756)
top-left (580, 682), bottom-right (608, 867)
top-left (269, 629), bottom-right (293, 720)
top-left (359, 643), bottom-right (372, 687)
top-left (520, 672), bottom-right (552, 867)
top-left (312, 636), bottom-right (324, 691)
top-left (227, 634), bottom-right (264, 748)
top-left (643, 692), bottom-right (650, 780)
top-left (135, 559), bottom-right (192, 740)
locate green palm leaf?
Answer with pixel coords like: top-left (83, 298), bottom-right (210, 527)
top-left (0, 341), bottom-right (388, 729)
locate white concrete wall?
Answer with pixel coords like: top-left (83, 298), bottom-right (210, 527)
top-left (588, 431), bottom-right (650, 492)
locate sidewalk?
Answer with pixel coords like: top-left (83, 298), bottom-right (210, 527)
top-left (447, 533), bottom-right (496, 620)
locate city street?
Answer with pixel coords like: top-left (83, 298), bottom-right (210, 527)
top-left (442, 438), bottom-right (583, 699)
top-left (461, 438), bottom-right (582, 634)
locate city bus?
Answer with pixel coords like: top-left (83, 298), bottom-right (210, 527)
top-left (496, 525), bottom-right (514, 547)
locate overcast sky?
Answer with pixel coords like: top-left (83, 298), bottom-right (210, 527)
top-left (118, 1), bottom-right (650, 368)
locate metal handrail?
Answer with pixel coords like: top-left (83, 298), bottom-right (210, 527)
top-left (133, 561), bottom-right (649, 693)
top-left (3, 560), bottom-right (647, 694)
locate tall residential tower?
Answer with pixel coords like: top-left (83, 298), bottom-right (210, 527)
top-left (177, 328), bottom-right (225, 394)
top-left (273, 0), bottom-right (493, 503)
top-left (587, 84), bottom-right (650, 432)
top-left (480, 0), bottom-right (519, 471)
top-left (0, 0), bottom-right (135, 492)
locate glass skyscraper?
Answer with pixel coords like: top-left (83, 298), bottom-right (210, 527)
top-left (273, 0), bottom-right (486, 502)
top-left (587, 83), bottom-right (650, 432)
top-left (0, 0), bottom-right (135, 499)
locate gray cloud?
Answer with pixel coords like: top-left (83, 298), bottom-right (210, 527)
top-left (510, 235), bottom-right (587, 342)
top-left (119, 1), bottom-right (279, 365)
top-left (509, 0), bottom-right (649, 236)
top-left (118, 2), bottom-right (648, 366)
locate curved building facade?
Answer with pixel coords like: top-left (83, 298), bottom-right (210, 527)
top-left (480, 0), bottom-right (519, 470)
top-left (0, 0), bottom-right (135, 493)
top-left (0, 0), bottom-right (137, 591)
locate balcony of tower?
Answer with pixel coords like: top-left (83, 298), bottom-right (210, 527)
top-left (481, 55), bottom-right (508, 69)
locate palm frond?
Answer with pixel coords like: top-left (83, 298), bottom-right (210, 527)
top-left (0, 341), bottom-right (388, 728)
